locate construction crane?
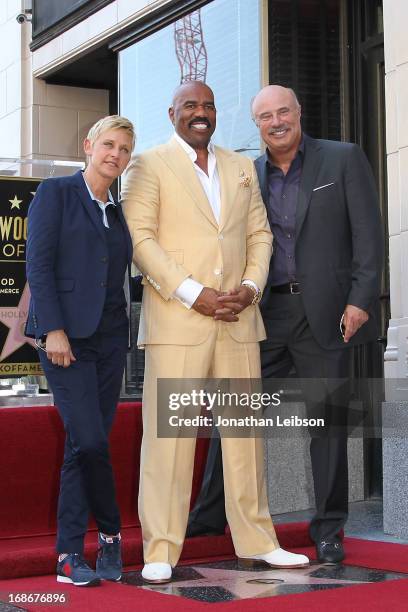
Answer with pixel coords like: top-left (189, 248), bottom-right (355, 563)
top-left (174, 10), bottom-right (208, 83)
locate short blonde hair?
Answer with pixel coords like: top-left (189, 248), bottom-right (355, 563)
top-left (86, 115), bottom-right (136, 151)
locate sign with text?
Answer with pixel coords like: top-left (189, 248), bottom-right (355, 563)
top-left (0, 177), bottom-right (42, 376)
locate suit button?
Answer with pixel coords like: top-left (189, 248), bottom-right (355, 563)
top-left (214, 268), bottom-right (222, 276)
top-left (101, 256), bottom-right (108, 263)
top-left (100, 281), bottom-right (107, 287)
top-left (219, 234), bottom-right (224, 240)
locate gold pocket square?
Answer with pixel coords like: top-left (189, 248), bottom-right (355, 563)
top-left (239, 170), bottom-right (251, 187)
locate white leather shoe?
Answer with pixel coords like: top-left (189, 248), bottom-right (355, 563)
top-left (141, 562), bottom-right (172, 584)
top-left (239, 547), bottom-right (309, 569)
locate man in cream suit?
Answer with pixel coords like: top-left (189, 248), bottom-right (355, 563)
top-left (122, 81), bottom-right (308, 583)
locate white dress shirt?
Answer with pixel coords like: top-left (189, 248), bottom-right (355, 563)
top-left (173, 134), bottom-right (220, 308)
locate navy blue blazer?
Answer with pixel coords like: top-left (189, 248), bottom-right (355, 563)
top-left (25, 170), bottom-right (133, 339)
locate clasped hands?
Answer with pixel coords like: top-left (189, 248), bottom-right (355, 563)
top-left (192, 286), bottom-right (254, 322)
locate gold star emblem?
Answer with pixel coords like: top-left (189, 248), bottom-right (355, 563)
top-left (0, 284), bottom-right (36, 361)
top-left (9, 195), bottom-right (23, 210)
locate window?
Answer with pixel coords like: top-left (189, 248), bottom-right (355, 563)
top-left (268, 0), bottom-right (341, 140)
top-left (119, 0), bottom-right (262, 157)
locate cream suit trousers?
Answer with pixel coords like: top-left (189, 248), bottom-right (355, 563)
top-left (139, 323), bottom-right (279, 566)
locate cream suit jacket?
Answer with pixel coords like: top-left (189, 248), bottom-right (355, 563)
top-left (121, 136), bottom-right (273, 346)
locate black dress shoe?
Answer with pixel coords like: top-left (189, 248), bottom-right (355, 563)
top-left (316, 540), bottom-right (345, 564)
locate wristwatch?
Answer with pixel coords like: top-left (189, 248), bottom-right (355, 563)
top-left (242, 283), bottom-right (262, 305)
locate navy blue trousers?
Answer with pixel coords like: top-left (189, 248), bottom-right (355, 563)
top-left (40, 332), bottom-right (127, 553)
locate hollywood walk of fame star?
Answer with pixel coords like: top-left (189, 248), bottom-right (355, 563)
top-left (8, 195), bottom-right (23, 210)
top-left (0, 283), bottom-right (35, 361)
top-left (140, 564), bottom-right (367, 601)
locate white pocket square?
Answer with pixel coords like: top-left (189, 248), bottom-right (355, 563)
top-left (313, 182), bottom-right (335, 192)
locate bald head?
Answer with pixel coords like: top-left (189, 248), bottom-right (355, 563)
top-left (169, 80), bottom-right (216, 151)
top-left (251, 85), bottom-right (302, 162)
top-left (171, 80), bottom-right (214, 107)
top-left (251, 85), bottom-right (300, 120)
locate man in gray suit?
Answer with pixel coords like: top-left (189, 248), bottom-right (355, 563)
top-left (187, 85), bottom-right (383, 564)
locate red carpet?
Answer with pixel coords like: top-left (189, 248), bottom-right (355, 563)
top-left (0, 538), bottom-right (408, 611)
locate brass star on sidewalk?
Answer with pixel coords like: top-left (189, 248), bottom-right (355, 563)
top-left (9, 195), bottom-right (23, 210)
top-left (140, 564), bottom-right (368, 601)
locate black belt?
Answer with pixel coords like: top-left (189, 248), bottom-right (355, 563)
top-left (270, 282), bottom-right (300, 295)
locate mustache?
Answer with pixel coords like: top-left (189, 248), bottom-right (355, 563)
top-left (189, 117), bottom-right (211, 128)
top-left (268, 125), bottom-right (289, 135)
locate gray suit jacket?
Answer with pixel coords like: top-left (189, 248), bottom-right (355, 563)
top-left (255, 134), bottom-right (383, 350)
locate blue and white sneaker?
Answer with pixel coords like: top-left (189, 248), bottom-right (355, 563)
top-left (96, 533), bottom-right (122, 581)
top-left (57, 553), bottom-right (100, 586)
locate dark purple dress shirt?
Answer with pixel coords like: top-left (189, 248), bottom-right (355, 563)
top-left (265, 139), bottom-right (304, 286)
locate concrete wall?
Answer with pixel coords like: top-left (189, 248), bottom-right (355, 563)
top-left (28, 83), bottom-right (109, 162)
top-left (0, 0), bottom-right (25, 158)
top-left (383, 0), bottom-right (408, 382)
top-left (382, 0), bottom-right (408, 539)
top-left (265, 403), bottom-right (364, 515)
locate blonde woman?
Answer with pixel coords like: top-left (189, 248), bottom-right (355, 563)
top-left (26, 116), bottom-right (135, 586)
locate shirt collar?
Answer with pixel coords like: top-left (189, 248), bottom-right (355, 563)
top-left (81, 172), bottom-right (115, 207)
top-left (174, 132), bottom-right (215, 161)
